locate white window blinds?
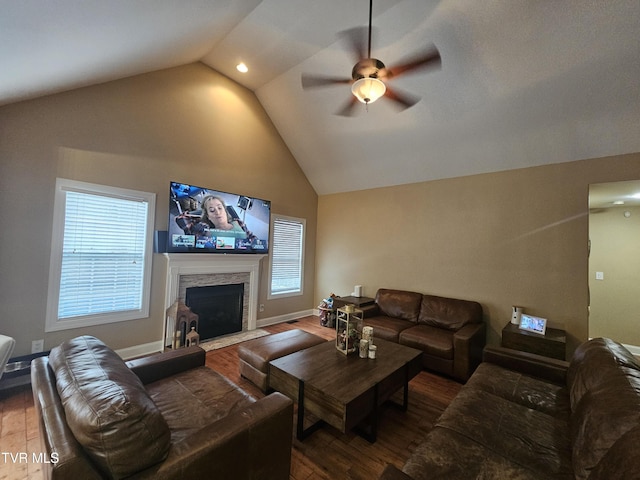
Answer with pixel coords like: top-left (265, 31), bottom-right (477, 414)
top-left (270, 216), bottom-right (305, 297)
top-left (59, 191), bottom-right (149, 318)
top-left (46, 179), bottom-right (155, 331)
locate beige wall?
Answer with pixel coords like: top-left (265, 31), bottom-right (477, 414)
top-left (316, 154), bottom-right (640, 357)
top-left (1, 60), bottom-right (638, 360)
top-left (589, 205), bottom-right (640, 345)
top-left (0, 63), bottom-right (318, 356)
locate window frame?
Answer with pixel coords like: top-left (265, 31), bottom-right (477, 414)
top-left (268, 214), bottom-right (305, 299)
top-left (45, 178), bottom-right (156, 332)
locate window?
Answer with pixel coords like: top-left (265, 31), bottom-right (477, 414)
top-left (269, 215), bottom-right (305, 298)
top-left (46, 179), bottom-right (156, 332)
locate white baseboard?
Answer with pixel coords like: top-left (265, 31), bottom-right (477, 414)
top-left (116, 310), bottom-right (318, 359)
top-left (256, 309), bottom-right (316, 328)
top-left (115, 340), bottom-right (164, 360)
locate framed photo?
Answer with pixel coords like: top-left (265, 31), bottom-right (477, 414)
top-left (519, 314), bottom-right (547, 335)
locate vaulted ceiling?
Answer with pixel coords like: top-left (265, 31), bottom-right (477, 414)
top-left (2, 0), bottom-right (639, 195)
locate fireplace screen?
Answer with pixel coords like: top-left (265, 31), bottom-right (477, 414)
top-left (185, 283), bottom-right (244, 342)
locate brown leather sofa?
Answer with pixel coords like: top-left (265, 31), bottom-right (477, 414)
top-left (31, 336), bottom-right (293, 480)
top-left (381, 338), bottom-right (640, 480)
top-left (360, 288), bottom-right (484, 382)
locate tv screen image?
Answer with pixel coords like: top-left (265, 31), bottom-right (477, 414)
top-left (168, 181), bottom-right (270, 254)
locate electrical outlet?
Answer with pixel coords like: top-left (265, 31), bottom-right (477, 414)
top-left (32, 339), bottom-right (44, 354)
top-left (259, 304), bottom-right (265, 312)
top-left (595, 271), bottom-right (604, 280)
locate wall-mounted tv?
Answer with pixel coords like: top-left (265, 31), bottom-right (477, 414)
top-left (167, 181), bottom-right (270, 254)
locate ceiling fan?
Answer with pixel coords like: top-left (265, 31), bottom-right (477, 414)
top-left (301, 0), bottom-right (441, 116)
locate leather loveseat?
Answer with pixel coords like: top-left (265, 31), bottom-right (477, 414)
top-left (31, 335), bottom-right (293, 480)
top-left (381, 338), bottom-right (640, 480)
top-left (360, 288), bottom-right (484, 382)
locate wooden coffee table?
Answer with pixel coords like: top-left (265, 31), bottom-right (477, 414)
top-left (269, 338), bottom-right (422, 442)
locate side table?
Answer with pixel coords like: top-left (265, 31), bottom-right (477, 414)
top-left (501, 322), bottom-right (567, 360)
top-left (323, 296), bottom-right (374, 330)
top-left (332, 295), bottom-right (375, 309)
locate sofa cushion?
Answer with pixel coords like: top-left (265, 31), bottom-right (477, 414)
top-left (399, 325), bottom-right (454, 360)
top-left (435, 387), bottom-right (573, 478)
top-left (145, 365), bottom-right (256, 444)
top-left (49, 336), bottom-right (171, 479)
top-left (363, 314), bottom-right (415, 342)
top-left (403, 427), bottom-right (551, 480)
top-left (417, 294), bottom-right (482, 331)
top-left (465, 363), bottom-right (570, 417)
top-left (375, 289), bottom-right (422, 323)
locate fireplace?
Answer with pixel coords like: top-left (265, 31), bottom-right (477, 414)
top-left (163, 253), bottom-right (265, 347)
top-left (185, 283), bottom-right (244, 341)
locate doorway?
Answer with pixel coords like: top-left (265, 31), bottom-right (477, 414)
top-left (588, 180), bottom-right (640, 352)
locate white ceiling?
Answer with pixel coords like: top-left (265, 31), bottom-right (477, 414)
top-left (2, 0), bottom-right (639, 195)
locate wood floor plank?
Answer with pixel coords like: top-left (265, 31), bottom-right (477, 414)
top-left (0, 315), bottom-right (461, 479)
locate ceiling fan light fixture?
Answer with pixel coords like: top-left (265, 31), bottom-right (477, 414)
top-left (351, 77), bottom-right (386, 104)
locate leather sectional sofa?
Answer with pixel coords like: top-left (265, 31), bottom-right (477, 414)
top-left (31, 336), bottom-right (293, 480)
top-left (381, 338), bottom-right (640, 479)
top-left (360, 288), bottom-right (485, 382)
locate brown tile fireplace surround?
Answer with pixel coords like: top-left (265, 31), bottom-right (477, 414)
top-left (163, 253), bottom-right (266, 347)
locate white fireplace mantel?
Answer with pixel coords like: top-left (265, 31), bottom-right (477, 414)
top-left (163, 253), bottom-right (266, 338)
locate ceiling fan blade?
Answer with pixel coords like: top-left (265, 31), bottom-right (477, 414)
top-left (337, 26), bottom-right (374, 62)
top-left (301, 74), bottom-right (352, 89)
top-left (384, 86), bottom-right (420, 110)
top-left (382, 46), bottom-right (441, 79)
top-left (336, 96), bottom-right (359, 117)
top-left (338, 27), bottom-right (367, 62)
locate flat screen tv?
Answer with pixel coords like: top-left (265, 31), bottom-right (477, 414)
top-left (167, 181), bottom-right (270, 254)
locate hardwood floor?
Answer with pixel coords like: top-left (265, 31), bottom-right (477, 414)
top-left (0, 316), bottom-right (462, 480)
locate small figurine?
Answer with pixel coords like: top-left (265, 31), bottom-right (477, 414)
top-left (339, 329), bottom-right (347, 349)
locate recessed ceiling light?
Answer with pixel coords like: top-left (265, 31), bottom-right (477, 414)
top-left (236, 62), bottom-right (248, 73)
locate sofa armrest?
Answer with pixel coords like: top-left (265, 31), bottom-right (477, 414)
top-left (361, 303), bottom-right (380, 318)
top-left (453, 322), bottom-right (486, 382)
top-left (482, 345), bottom-right (569, 385)
top-left (138, 392), bottom-right (294, 480)
top-left (379, 464), bottom-right (413, 480)
top-left (126, 346), bottom-right (205, 385)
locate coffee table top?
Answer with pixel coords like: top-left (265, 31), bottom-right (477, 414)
top-left (269, 338), bottom-right (421, 404)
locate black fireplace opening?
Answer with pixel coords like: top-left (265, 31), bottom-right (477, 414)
top-left (185, 283), bottom-right (244, 342)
